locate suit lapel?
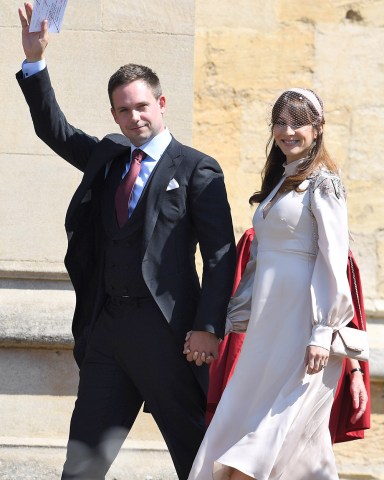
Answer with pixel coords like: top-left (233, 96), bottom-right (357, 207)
top-left (142, 139), bottom-right (183, 253)
top-left (65, 135), bottom-right (130, 228)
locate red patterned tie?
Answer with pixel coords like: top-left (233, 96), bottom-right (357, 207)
top-left (115, 149), bottom-right (146, 227)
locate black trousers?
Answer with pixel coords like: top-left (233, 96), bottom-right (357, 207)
top-left (62, 296), bottom-right (207, 480)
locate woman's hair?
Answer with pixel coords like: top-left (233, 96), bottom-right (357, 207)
top-left (249, 89), bottom-right (338, 205)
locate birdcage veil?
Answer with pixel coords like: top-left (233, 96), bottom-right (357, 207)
top-left (267, 88), bottom-right (324, 131)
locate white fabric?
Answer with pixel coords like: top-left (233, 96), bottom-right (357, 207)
top-left (188, 159), bottom-right (353, 480)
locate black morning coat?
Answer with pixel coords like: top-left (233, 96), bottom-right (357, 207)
top-left (17, 67), bottom-right (237, 395)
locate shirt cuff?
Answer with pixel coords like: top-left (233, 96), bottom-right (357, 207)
top-left (308, 323), bottom-right (333, 350)
top-left (22, 58), bottom-right (47, 79)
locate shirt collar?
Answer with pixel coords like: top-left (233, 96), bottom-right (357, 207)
top-left (131, 128), bottom-right (172, 161)
top-left (283, 157), bottom-right (308, 177)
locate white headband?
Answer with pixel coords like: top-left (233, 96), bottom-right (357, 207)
top-left (285, 88), bottom-right (323, 117)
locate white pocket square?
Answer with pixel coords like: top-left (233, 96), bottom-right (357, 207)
top-left (166, 178), bottom-right (179, 191)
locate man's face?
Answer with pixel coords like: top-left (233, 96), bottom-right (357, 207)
top-left (111, 80), bottom-right (166, 146)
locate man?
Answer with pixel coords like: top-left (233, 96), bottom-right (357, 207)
top-left (17, 4), bottom-right (236, 479)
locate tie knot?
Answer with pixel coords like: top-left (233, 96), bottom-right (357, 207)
top-left (132, 149), bottom-right (146, 163)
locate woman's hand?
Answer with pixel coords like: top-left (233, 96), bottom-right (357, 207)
top-left (305, 345), bottom-right (329, 375)
top-left (349, 369), bottom-right (368, 423)
top-left (345, 359), bottom-right (368, 424)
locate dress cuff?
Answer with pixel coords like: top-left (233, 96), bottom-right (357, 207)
top-left (225, 316), bottom-right (249, 335)
top-left (308, 324), bottom-right (333, 350)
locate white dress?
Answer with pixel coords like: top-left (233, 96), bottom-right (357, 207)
top-left (188, 159), bottom-right (354, 480)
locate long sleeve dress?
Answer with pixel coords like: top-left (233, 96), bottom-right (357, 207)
top-left (188, 158), bottom-right (354, 480)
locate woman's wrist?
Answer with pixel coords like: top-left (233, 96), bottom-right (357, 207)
top-left (349, 367), bottom-right (364, 376)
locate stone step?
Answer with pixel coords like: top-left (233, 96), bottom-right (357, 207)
top-left (1, 438), bottom-right (383, 480)
top-left (0, 440), bottom-right (177, 480)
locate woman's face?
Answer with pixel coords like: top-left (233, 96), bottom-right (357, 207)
top-left (272, 109), bottom-right (317, 163)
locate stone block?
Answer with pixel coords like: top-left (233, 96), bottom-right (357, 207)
top-left (366, 320), bottom-right (384, 380)
top-left (0, 280), bottom-right (74, 347)
top-left (347, 233), bottom-right (377, 299)
top-left (0, 444), bottom-right (176, 480)
top-left (348, 184), bottom-right (383, 236)
top-left (0, 153), bottom-right (80, 264)
top-left (195, 1), bottom-right (278, 31)
top-left (103, 0), bottom-right (194, 35)
top-left (0, 348), bottom-right (77, 440)
top-left (194, 25), bottom-right (314, 94)
top-left (314, 25), bottom-right (384, 109)
top-left (278, 0), bottom-right (360, 24)
top-left (0, 345), bottom-right (165, 443)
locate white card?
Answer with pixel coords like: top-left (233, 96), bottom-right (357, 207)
top-left (30, 0), bottom-right (69, 33)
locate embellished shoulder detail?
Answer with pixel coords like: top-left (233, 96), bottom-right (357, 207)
top-left (308, 169), bottom-right (346, 201)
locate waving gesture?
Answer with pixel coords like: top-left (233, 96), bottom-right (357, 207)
top-left (18, 2), bottom-right (49, 62)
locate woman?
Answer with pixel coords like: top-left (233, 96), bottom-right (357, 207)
top-left (188, 88), bottom-right (363, 480)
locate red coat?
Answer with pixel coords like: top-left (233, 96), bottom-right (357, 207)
top-left (207, 228), bottom-right (371, 443)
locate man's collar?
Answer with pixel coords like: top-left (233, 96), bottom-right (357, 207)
top-left (131, 128), bottom-right (172, 161)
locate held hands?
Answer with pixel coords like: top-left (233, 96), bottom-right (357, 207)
top-left (183, 331), bottom-right (220, 367)
top-left (19, 2), bottom-right (49, 62)
top-left (305, 345), bottom-right (329, 375)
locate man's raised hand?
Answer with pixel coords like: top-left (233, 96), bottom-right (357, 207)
top-left (19, 2), bottom-right (49, 62)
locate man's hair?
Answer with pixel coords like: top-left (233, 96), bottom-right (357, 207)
top-left (108, 63), bottom-right (162, 107)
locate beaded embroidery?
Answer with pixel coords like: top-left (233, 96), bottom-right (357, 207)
top-left (308, 169), bottom-right (346, 201)
top-left (307, 169), bottom-right (346, 254)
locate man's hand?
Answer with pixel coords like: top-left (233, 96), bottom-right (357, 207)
top-left (19, 2), bottom-right (49, 62)
top-left (304, 345), bottom-right (329, 375)
top-left (183, 331), bottom-right (220, 367)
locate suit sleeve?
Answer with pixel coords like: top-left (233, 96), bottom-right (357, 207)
top-left (16, 67), bottom-right (98, 172)
top-left (188, 155), bottom-right (237, 339)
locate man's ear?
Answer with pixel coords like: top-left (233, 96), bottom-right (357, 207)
top-left (159, 95), bottom-right (166, 114)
